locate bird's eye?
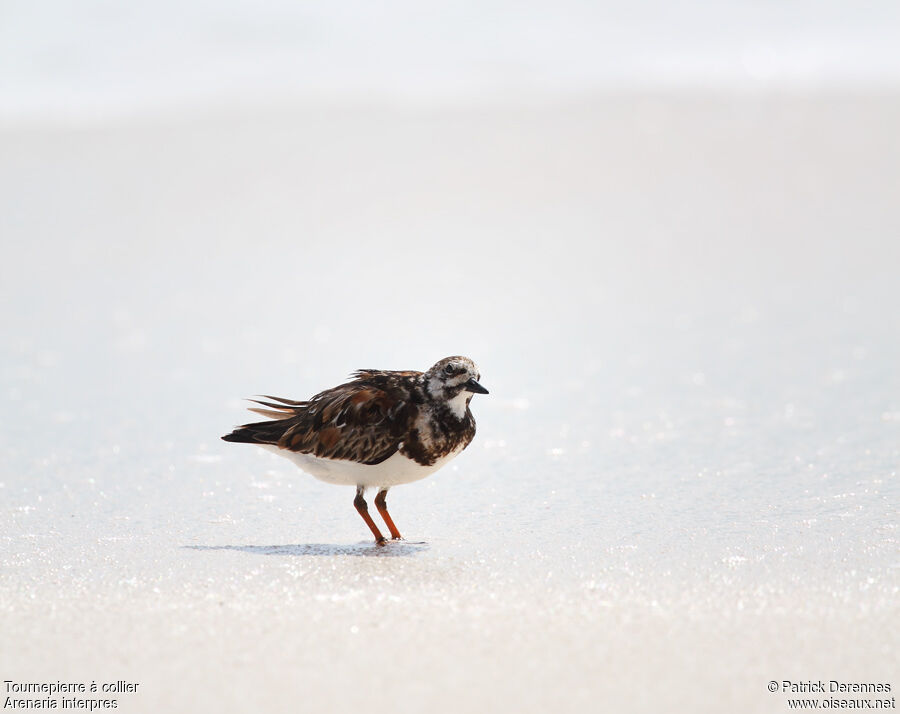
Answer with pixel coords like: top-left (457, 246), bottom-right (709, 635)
top-left (444, 364), bottom-right (455, 375)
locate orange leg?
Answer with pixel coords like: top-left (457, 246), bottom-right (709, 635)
top-left (354, 488), bottom-right (386, 545)
top-left (374, 489), bottom-right (402, 540)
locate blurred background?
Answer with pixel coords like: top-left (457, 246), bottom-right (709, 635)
top-left (3, 0), bottom-right (900, 121)
top-left (1, 2), bottom-right (899, 713)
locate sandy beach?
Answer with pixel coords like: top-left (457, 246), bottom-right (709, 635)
top-left (1, 92), bottom-right (898, 712)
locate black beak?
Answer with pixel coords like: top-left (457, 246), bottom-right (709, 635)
top-left (464, 378), bottom-right (489, 395)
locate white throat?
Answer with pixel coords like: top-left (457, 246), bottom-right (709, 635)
top-left (446, 390), bottom-right (470, 419)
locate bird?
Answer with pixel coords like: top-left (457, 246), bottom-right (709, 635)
top-left (221, 356), bottom-right (488, 545)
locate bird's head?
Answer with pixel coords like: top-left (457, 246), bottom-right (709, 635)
top-left (424, 356), bottom-right (488, 414)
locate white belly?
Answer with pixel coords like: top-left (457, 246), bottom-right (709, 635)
top-left (260, 445), bottom-right (465, 489)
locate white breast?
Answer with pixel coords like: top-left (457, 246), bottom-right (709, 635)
top-left (260, 444), bottom-right (466, 489)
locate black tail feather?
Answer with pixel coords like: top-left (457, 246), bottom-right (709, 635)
top-left (247, 398), bottom-right (298, 411)
top-left (221, 419), bottom-right (292, 445)
top-left (257, 394), bottom-right (307, 406)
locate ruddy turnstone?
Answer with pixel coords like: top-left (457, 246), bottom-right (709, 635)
top-left (222, 356), bottom-right (488, 545)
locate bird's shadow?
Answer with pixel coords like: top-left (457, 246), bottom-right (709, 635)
top-left (182, 541), bottom-right (429, 558)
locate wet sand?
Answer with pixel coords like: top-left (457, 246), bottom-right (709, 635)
top-left (1, 92), bottom-right (898, 712)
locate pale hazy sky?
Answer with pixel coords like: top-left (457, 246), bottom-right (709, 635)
top-left (2, 0), bottom-right (900, 120)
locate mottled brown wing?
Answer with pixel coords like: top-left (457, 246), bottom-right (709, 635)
top-left (351, 369), bottom-right (422, 381)
top-left (275, 378), bottom-right (418, 465)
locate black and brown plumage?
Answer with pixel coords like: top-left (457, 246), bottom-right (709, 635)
top-left (222, 356), bottom-right (488, 545)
